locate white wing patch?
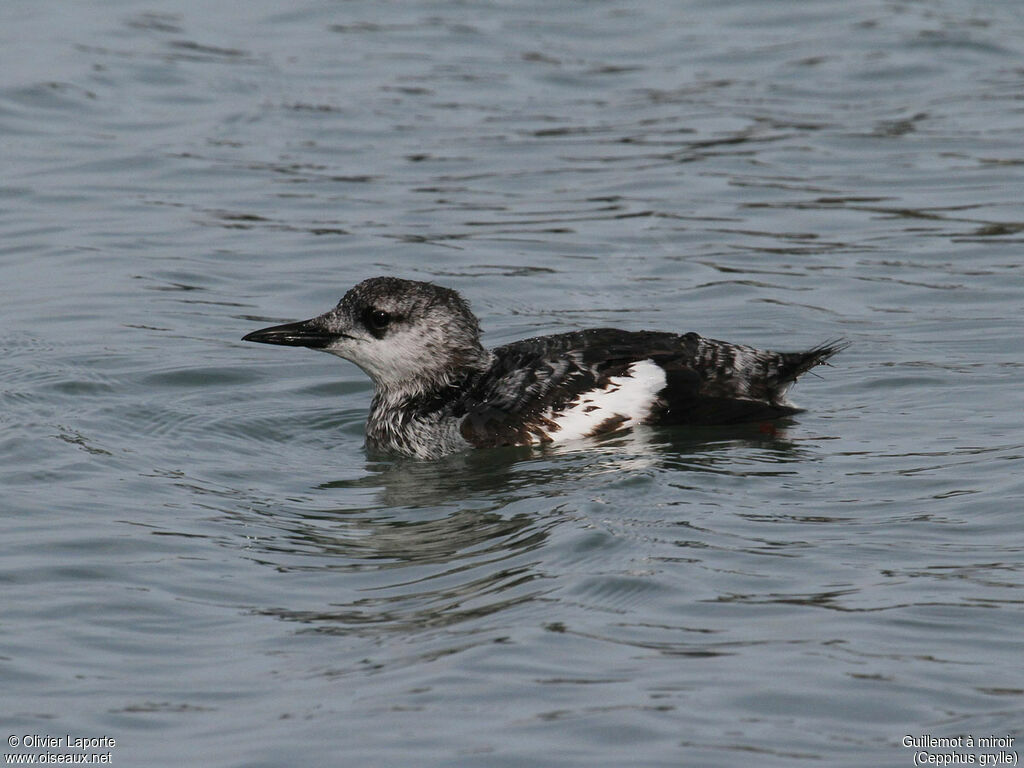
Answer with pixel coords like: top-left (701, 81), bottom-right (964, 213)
top-left (539, 359), bottom-right (667, 444)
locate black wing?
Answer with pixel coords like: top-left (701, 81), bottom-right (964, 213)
top-left (459, 329), bottom-right (666, 447)
top-left (457, 329), bottom-right (847, 446)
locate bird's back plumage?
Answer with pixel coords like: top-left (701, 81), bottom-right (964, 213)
top-left (457, 330), bottom-right (846, 448)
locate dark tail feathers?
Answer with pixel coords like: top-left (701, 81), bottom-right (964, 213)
top-left (772, 338), bottom-right (850, 393)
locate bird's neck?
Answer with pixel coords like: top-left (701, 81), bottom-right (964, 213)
top-left (370, 346), bottom-right (494, 409)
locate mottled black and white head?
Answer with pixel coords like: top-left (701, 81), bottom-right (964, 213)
top-left (243, 277), bottom-right (493, 396)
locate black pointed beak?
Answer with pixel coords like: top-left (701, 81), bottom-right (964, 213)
top-left (242, 317), bottom-right (335, 349)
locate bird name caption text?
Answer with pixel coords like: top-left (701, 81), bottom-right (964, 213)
top-left (902, 734), bottom-right (1017, 766)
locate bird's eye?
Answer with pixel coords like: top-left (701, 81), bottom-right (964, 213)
top-left (366, 309), bottom-right (391, 332)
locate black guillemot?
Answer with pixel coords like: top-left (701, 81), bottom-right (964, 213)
top-left (242, 276), bottom-right (847, 459)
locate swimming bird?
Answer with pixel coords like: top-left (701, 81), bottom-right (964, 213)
top-left (242, 277), bottom-right (846, 459)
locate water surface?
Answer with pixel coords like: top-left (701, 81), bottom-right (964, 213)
top-left (2, 1), bottom-right (1023, 766)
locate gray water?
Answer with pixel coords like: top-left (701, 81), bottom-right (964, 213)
top-left (3, 1), bottom-right (1023, 766)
